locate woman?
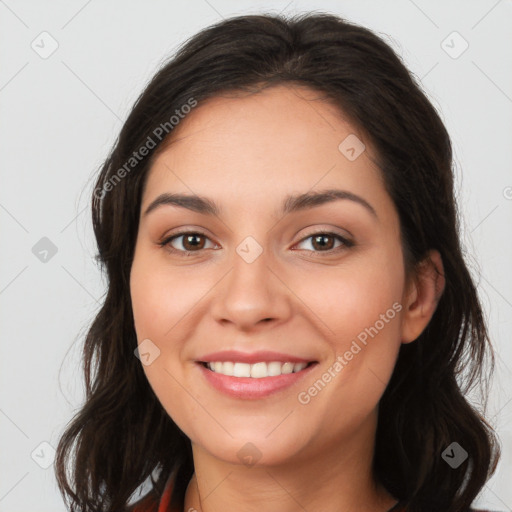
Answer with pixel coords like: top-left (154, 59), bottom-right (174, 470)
top-left (54, 12), bottom-right (502, 512)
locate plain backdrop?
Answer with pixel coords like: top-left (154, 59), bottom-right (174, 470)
top-left (1, 1), bottom-right (511, 510)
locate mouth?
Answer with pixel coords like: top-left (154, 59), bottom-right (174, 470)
top-left (195, 360), bottom-right (319, 399)
top-left (198, 360), bottom-right (317, 378)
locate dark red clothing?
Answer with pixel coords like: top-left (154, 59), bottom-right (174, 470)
top-left (128, 472), bottom-right (177, 512)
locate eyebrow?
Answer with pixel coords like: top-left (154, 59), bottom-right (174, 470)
top-left (143, 188), bottom-right (377, 219)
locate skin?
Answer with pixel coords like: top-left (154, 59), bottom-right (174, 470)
top-left (130, 84), bottom-right (445, 512)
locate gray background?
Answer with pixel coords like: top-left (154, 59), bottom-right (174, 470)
top-left (1, 0), bottom-right (511, 510)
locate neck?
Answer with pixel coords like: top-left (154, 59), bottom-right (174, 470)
top-left (183, 412), bottom-right (398, 512)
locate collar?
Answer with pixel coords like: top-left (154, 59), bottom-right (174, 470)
top-left (157, 472), bottom-right (177, 512)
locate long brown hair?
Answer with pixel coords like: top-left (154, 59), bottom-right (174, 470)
top-left (54, 12), bottom-right (500, 512)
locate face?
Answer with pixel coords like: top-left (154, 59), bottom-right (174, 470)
top-left (130, 84), bottom-right (411, 467)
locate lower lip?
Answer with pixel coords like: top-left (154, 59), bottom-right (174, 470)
top-left (196, 362), bottom-right (318, 399)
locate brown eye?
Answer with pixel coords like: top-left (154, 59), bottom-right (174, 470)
top-left (295, 231), bottom-right (354, 254)
top-left (180, 233), bottom-right (206, 251)
top-left (311, 234), bottom-right (336, 251)
top-left (159, 231), bottom-right (216, 255)
top-left (159, 230), bottom-right (353, 257)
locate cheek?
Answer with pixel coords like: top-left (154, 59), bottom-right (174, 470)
top-left (334, 260), bottom-right (403, 368)
top-left (129, 250), bottom-right (214, 391)
top-left (129, 251), bottom-right (189, 397)
top-left (294, 251), bottom-right (404, 421)
top-left (130, 253), bottom-right (196, 427)
top-left (130, 264), bottom-right (168, 340)
top-left (299, 255), bottom-right (403, 344)
top-left (130, 252), bottom-right (204, 341)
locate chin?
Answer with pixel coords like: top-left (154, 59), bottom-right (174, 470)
top-left (195, 431), bottom-right (309, 468)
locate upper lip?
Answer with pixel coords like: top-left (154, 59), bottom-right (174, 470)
top-left (197, 350), bottom-right (316, 364)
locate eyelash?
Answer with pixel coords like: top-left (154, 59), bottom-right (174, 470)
top-left (158, 229), bottom-right (354, 257)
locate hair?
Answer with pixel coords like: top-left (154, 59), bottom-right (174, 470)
top-left (54, 11), bottom-right (501, 512)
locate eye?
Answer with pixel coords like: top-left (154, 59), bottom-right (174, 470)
top-left (294, 231), bottom-right (354, 254)
top-left (159, 230), bottom-right (354, 256)
top-left (159, 231), bottom-right (217, 255)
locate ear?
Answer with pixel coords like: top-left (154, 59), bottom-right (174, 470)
top-left (401, 249), bottom-right (446, 344)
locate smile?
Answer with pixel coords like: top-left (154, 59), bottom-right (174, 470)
top-left (202, 361), bottom-right (312, 378)
top-left (196, 360), bottom-right (318, 399)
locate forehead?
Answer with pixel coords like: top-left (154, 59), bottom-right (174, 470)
top-left (142, 84), bottom-right (386, 216)
top-left (155, 84), bottom-right (368, 161)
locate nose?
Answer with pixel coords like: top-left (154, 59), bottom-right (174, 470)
top-left (210, 249), bottom-right (293, 332)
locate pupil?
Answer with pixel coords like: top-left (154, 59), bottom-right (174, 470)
top-left (185, 234), bottom-right (202, 250)
top-left (187, 235), bottom-right (201, 247)
top-left (314, 234), bottom-right (332, 250)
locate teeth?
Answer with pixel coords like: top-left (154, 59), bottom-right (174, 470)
top-left (206, 361), bottom-right (308, 378)
top-left (234, 362), bottom-right (251, 377)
